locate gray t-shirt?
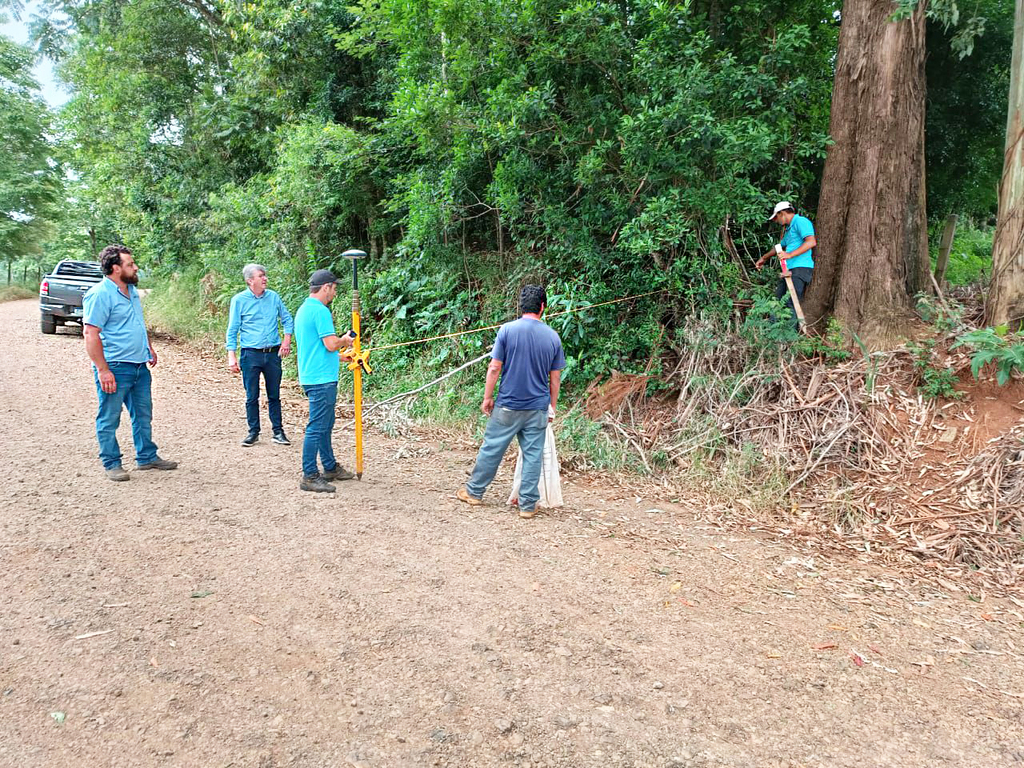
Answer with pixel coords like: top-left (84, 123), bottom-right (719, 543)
top-left (492, 317), bottom-right (566, 410)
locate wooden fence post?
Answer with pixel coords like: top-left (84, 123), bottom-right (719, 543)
top-left (933, 213), bottom-right (959, 290)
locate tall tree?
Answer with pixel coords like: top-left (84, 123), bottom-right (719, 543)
top-left (0, 34), bottom-right (61, 276)
top-left (925, 0), bottom-right (1014, 220)
top-left (987, 0), bottom-right (1024, 328)
top-left (803, 0), bottom-right (930, 345)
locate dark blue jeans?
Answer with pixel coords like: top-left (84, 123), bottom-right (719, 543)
top-left (302, 381), bottom-right (338, 477)
top-left (775, 267), bottom-right (813, 330)
top-left (94, 362), bottom-right (159, 470)
top-left (240, 348), bottom-right (283, 435)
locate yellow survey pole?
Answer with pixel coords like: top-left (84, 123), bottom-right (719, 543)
top-left (343, 249), bottom-right (368, 479)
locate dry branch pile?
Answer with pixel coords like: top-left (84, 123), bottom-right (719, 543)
top-left (589, 344), bottom-right (1024, 587)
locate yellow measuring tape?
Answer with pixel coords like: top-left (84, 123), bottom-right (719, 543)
top-left (365, 288), bottom-right (667, 353)
top-left (344, 285), bottom-right (667, 479)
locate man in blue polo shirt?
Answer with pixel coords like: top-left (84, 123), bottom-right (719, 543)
top-left (83, 245), bottom-right (178, 482)
top-left (226, 263), bottom-right (295, 447)
top-left (756, 201), bottom-right (817, 329)
top-left (293, 269), bottom-right (356, 493)
top-left (457, 284), bottom-right (565, 519)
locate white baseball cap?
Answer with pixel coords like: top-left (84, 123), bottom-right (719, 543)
top-left (768, 201), bottom-right (795, 222)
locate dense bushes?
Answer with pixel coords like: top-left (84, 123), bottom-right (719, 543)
top-left (38, 0), bottom-right (840, 396)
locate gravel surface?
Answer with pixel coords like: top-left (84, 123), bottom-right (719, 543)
top-left (1, 298), bottom-right (1023, 767)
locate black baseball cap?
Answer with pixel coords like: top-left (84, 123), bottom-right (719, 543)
top-left (309, 269), bottom-right (338, 288)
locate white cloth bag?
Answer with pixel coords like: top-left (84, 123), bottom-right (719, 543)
top-left (507, 407), bottom-right (563, 509)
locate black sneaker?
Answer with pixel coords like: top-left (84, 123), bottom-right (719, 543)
top-left (241, 433), bottom-right (259, 447)
top-left (272, 431), bottom-right (291, 446)
top-left (299, 474), bottom-right (336, 493)
top-left (323, 464), bottom-right (356, 482)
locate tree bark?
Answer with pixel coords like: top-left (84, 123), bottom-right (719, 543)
top-left (804, 0), bottom-right (930, 347)
top-left (986, 0), bottom-right (1024, 329)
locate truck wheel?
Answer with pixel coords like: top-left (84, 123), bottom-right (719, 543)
top-left (41, 314), bottom-right (57, 334)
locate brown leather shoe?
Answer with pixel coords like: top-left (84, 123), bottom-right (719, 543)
top-left (518, 506), bottom-right (537, 519)
top-left (456, 487), bottom-right (483, 506)
top-left (137, 458), bottom-right (178, 471)
top-left (323, 465), bottom-right (355, 481)
top-left (300, 474), bottom-right (336, 493)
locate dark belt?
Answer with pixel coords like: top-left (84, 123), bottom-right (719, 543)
top-left (242, 345), bottom-right (280, 354)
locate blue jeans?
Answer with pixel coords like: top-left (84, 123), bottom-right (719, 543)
top-left (239, 348), bottom-right (283, 434)
top-left (466, 407), bottom-right (547, 511)
top-left (94, 362), bottom-right (159, 470)
top-left (302, 381), bottom-right (338, 477)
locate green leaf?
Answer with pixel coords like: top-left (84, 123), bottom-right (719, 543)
top-left (970, 349), bottom-right (999, 378)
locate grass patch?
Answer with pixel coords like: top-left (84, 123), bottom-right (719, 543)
top-left (557, 406), bottom-right (629, 472)
top-left (144, 275), bottom-right (225, 347)
top-left (685, 441), bottom-right (788, 511)
top-left (0, 284), bottom-right (37, 302)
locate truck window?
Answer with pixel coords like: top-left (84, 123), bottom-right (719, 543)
top-left (56, 262), bottom-right (103, 278)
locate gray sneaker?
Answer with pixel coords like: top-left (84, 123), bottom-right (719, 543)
top-left (300, 474), bottom-right (336, 493)
top-left (137, 458), bottom-right (179, 471)
top-left (322, 464), bottom-right (355, 482)
top-left (105, 466), bottom-right (130, 482)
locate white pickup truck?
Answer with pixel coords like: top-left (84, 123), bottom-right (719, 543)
top-left (39, 260), bottom-right (104, 334)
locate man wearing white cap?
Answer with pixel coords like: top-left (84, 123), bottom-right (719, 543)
top-left (756, 201), bottom-right (816, 328)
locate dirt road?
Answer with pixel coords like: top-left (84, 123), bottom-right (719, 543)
top-left (1, 297), bottom-right (1022, 767)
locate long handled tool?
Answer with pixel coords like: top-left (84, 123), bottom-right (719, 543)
top-left (342, 248), bottom-right (370, 479)
top-left (776, 244), bottom-right (807, 333)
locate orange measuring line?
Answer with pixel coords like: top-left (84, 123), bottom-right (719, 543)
top-left (365, 289), bottom-right (668, 353)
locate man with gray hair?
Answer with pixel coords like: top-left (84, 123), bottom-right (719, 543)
top-left (226, 264), bottom-right (295, 446)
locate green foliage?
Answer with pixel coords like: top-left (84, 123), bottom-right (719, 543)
top-left (915, 292), bottom-right (965, 332)
top-left (0, 35), bottom-right (62, 264)
top-left (23, 0), bottom-right (842, 401)
top-left (924, 0), bottom-right (1014, 218)
top-left (792, 316), bottom-right (852, 363)
top-left (13, 0), bottom-right (1008, 430)
top-left (907, 340), bottom-right (961, 400)
top-left (686, 439), bottom-right (787, 508)
top-left (929, 221), bottom-right (994, 287)
top-left (557, 407), bottom-right (628, 472)
top-left (741, 294), bottom-right (801, 347)
top-left (852, 333), bottom-right (880, 394)
top-left (892, 0), bottom-right (986, 58)
top-left (741, 294), bottom-right (850, 362)
top-left (952, 328), bottom-right (1024, 386)
top-left (143, 269), bottom-right (229, 345)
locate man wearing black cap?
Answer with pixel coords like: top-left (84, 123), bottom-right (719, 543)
top-left (756, 201), bottom-right (816, 329)
top-left (293, 269), bottom-right (357, 493)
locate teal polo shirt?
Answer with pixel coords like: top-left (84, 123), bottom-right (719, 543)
top-left (295, 296), bottom-right (340, 386)
top-left (82, 278), bottom-right (152, 364)
top-left (781, 214), bottom-right (815, 270)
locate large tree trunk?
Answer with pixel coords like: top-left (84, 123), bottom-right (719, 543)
top-left (804, 0), bottom-right (930, 347)
top-left (987, 0), bottom-right (1024, 329)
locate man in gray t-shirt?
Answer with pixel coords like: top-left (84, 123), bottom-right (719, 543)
top-left (457, 285), bottom-right (566, 519)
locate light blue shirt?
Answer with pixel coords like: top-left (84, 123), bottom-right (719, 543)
top-left (295, 296), bottom-right (340, 386)
top-left (83, 278), bottom-right (152, 364)
top-left (781, 214), bottom-right (815, 270)
top-left (225, 288), bottom-right (294, 350)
